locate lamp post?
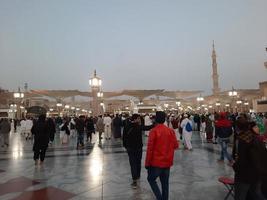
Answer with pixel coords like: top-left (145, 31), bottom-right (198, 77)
top-left (89, 70), bottom-right (102, 116)
top-left (244, 102), bottom-right (249, 112)
top-left (97, 91), bottom-right (103, 98)
top-left (9, 104), bottom-right (17, 119)
top-left (176, 101), bottom-right (181, 114)
top-left (64, 105), bottom-right (70, 116)
top-left (196, 95), bottom-right (204, 113)
top-left (208, 105), bottom-right (213, 113)
top-left (164, 103), bottom-right (169, 111)
top-left (56, 103), bottom-right (63, 116)
top-left (225, 103), bottom-right (230, 112)
top-left (97, 91), bottom-right (104, 115)
top-left (228, 87), bottom-right (237, 113)
top-left (13, 87), bottom-right (24, 119)
top-left (236, 100), bottom-right (242, 112)
top-left (215, 102), bottom-right (221, 112)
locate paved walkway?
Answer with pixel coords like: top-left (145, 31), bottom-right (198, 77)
top-left (0, 130), bottom-right (234, 200)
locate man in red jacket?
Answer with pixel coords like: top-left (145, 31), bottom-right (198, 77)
top-left (145, 111), bottom-right (179, 200)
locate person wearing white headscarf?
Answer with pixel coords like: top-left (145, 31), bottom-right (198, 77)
top-left (180, 114), bottom-right (193, 150)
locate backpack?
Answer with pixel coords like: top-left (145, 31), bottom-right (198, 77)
top-left (185, 122), bottom-right (192, 132)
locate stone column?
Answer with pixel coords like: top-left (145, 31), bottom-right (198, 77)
top-left (91, 87), bottom-right (100, 117)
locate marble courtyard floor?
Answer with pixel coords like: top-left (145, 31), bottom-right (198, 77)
top-left (0, 131), bottom-right (234, 200)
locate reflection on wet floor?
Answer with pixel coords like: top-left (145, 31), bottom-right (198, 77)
top-left (0, 130), bottom-right (233, 199)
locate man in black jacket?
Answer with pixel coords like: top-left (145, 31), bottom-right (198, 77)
top-left (85, 117), bottom-right (95, 143)
top-left (76, 116), bottom-right (85, 149)
top-left (123, 114), bottom-right (153, 189)
top-left (31, 115), bottom-right (49, 165)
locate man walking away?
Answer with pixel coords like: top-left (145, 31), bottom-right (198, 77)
top-left (31, 115), bottom-right (49, 165)
top-left (216, 112), bottom-right (233, 165)
top-left (123, 114), bottom-right (154, 189)
top-left (76, 116), bottom-right (85, 149)
top-left (96, 115), bottom-right (104, 143)
top-left (113, 114), bottom-right (122, 139)
top-left (86, 117), bottom-right (95, 143)
top-left (145, 111), bottom-right (179, 200)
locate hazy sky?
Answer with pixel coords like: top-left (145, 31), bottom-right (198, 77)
top-left (0, 0), bottom-right (266, 94)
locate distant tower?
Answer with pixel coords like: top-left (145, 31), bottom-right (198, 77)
top-left (24, 83), bottom-right (28, 92)
top-left (212, 41), bottom-right (220, 95)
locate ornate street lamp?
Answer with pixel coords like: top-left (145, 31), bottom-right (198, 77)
top-left (236, 100), bottom-right (243, 112)
top-left (236, 100), bottom-right (242, 104)
top-left (196, 95), bottom-right (204, 113)
top-left (215, 102), bottom-right (221, 106)
top-left (56, 103), bottom-right (63, 107)
top-left (97, 91), bottom-right (104, 98)
top-left (164, 103), bottom-right (169, 110)
top-left (228, 87), bottom-right (238, 112)
top-left (176, 101), bottom-right (181, 106)
top-left (176, 101), bottom-right (181, 113)
top-left (56, 103), bottom-right (63, 116)
top-left (89, 70), bottom-right (102, 88)
top-left (13, 87), bottom-right (24, 98)
top-left (13, 87), bottom-right (24, 119)
top-left (9, 104), bottom-right (17, 119)
top-left (228, 87), bottom-right (237, 97)
top-left (196, 96), bottom-right (204, 102)
top-left (89, 70), bottom-right (102, 116)
top-left (215, 102), bottom-right (221, 112)
top-left (244, 102), bottom-right (249, 112)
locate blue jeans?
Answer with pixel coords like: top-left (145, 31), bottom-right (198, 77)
top-left (147, 167), bottom-right (170, 200)
top-left (77, 132), bottom-right (84, 146)
top-left (218, 138), bottom-right (232, 161)
top-left (127, 148), bottom-right (142, 180)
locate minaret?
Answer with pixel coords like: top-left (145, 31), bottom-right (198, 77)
top-left (212, 41), bottom-right (220, 95)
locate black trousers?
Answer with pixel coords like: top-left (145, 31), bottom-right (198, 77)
top-left (197, 122), bottom-right (200, 131)
top-left (34, 147), bottom-right (47, 161)
top-left (49, 133), bottom-right (55, 142)
top-left (87, 130), bottom-right (94, 142)
top-left (127, 148), bottom-right (142, 180)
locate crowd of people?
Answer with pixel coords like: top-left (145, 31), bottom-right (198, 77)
top-left (0, 111), bottom-right (266, 199)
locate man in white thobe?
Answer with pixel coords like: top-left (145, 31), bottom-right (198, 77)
top-left (180, 114), bottom-right (193, 150)
top-left (103, 114), bottom-right (112, 140)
